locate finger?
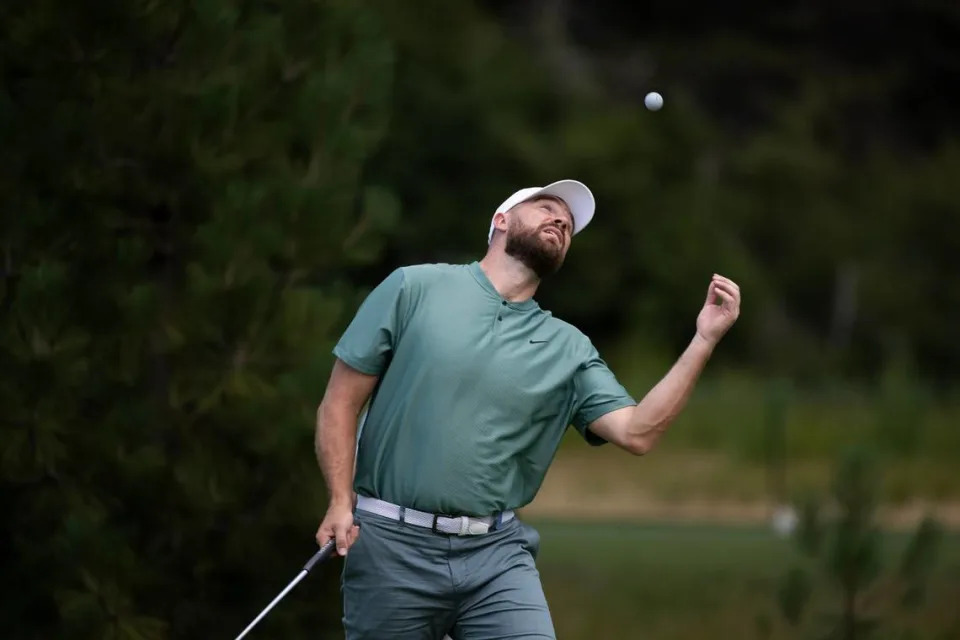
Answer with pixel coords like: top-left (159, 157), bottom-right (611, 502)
top-left (711, 277), bottom-right (738, 294)
top-left (714, 288), bottom-right (738, 311)
top-left (704, 282), bottom-right (718, 305)
top-left (334, 523), bottom-right (351, 556)
top-left (712, 274), bottom-right (740, 291)
top-left (712, 280), bottom-right (741, 304)
top-left (316, 525), bottom-right (333, 547)
top-left (711, 273), bottom-right (739, 289)
top-left (348, 525), bottom-right (360, 547)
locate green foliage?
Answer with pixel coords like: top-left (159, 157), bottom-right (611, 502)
top-left (796, 494), bottom-right (823, 558)
top-left (874, 351), bottom-right (930, 457)
top-left (763, 378), bottom-right (791, 500)
top-left (775, 449), bottom-right (942, 639)
top-left (779, 567), bottom-right (812, 627)
top-left (352, 2), bottom-right (960, 390)
top-left (3, 1), bottom-right (960, 638)
top-left (1, 0), bottom-right (395, 637)
top-left (535, 519), bottom-right (960, 640)
top-left (898, 517), bottom-right (943, 610)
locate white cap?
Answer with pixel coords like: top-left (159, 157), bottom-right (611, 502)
top-left (487, 179), bottom-right (596, 244)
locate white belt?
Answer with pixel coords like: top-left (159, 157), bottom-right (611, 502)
top-left (355, 496), bottom-right (515, 536)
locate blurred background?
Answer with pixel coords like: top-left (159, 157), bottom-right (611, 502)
top-left (3, 0), bottom-right (959, 638)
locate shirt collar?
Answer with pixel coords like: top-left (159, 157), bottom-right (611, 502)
top-left (468, 262), bottom-right (540, 311)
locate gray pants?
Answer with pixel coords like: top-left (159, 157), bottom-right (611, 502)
top-left (341, 508), bottom-right (556, 639)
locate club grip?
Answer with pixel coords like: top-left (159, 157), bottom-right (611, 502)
top-left (305, 522), bottom-right (360, 573)
top-left (305, 539), bottom-right (337, 572)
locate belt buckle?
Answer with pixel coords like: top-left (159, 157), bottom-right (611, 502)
top-left (431, 514), bottom-right (489, 535)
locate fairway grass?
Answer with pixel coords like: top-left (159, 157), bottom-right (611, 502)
top-left (538, 434), bottom-right (960, 530)
top-left (530, 519), bottom-right (960, 640)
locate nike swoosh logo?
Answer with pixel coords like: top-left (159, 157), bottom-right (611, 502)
top-left (529, 340), bottom-right (548, 344)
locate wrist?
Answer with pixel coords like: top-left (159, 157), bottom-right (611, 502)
top-left (691, 332), bottom-right (717, 355)
top-left (328, 493), bottom-right (355, 510)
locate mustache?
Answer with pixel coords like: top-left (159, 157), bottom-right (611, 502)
top-left (537, 223), bottom-right (565, 238)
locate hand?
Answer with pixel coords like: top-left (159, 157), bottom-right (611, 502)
top-left (695, 274), bottom-right (741, 346)
top-left (316, 502), bottom-right (360, 557)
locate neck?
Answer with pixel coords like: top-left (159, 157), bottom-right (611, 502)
top-left (478, 250), bottom-right (541, 302)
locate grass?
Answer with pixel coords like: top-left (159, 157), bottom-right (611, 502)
top-left (310, 518), bottom-right (960, 640)
top-left (546, 433), bottom-right (960, 511)
top-left (556, 353), bottom-right (960, 504)
top-left (532, 518), bottom-right (960, 640)
top-left (606, 340), bottom-right (960, 454)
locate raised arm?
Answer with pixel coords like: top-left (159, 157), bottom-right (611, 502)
top-left (588, 274), bottom-right (741, 455)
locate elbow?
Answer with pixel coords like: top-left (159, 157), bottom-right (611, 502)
top-left (626, 435), bottom-right (653, 456)
top-left (625, 422), bottom-right (670, 456)
top-left (621, 405), bottom-right (674, 456)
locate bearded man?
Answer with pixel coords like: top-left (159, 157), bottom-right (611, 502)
top-left (314, 180), bottom-right (742, 639)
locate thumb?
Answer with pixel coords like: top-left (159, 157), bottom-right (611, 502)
top-left (704, 282), bottom-right (718, 306)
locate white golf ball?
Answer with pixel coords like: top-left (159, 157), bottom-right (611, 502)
top-left (771, 505), bottom-right (799, 538)
top-left (644, 91), bottom-right (663, 111)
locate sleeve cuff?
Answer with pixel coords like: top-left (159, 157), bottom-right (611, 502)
top-left (332, 346), bottom-right (383, 376)
top-left (576, 397), bottom-right (637, 427)
top-left (574, 397), bottom-right (637, 446)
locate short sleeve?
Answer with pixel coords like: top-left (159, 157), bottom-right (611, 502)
top-left (332, 268), bottom-right (408, 376)
top-left (571, 347), bottom-right (636, 446)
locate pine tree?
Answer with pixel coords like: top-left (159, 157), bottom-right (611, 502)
top-left (1, 1), bottom-right (396, 637)
top-left (775, 448), bottom-right (942, 640)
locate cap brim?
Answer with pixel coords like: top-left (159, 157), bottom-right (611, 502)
top-left (533, 180), bottom-right (595, 235)
top-left (487, 179), bottom-right (595, 243)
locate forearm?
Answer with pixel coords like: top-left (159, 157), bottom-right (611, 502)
top-left (628, 333), bottom-right (715, 452)
top-left (315, 402), bottom-right (359, 507)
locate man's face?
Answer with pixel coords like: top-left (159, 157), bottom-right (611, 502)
top-left (503, 196), bottom-right (575, 278)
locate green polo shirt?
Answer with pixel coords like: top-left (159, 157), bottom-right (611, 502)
top-left (333, 261), bottom-right (636, 516)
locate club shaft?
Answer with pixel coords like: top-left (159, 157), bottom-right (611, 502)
top-left (234, 570), bottom-right (308, 640)
top-left (233, 540), bottom-right (339, 640)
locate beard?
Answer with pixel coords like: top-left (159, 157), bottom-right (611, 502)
top-left (504, 219), bottom-right (565, 278)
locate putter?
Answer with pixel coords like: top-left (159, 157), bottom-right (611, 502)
top-left (234, 534), bottom-right (345, 640)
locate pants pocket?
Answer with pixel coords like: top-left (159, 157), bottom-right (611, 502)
top-left (518, 521), bottom-right (541, 560)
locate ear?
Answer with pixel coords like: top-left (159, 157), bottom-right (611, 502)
top-left (493, 211), bottom-right (509, 234)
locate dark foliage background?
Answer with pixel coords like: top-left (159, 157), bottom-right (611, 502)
top-left (2, 1), bottom-right (957, 637)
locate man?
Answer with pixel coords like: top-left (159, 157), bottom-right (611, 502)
top-left (315, 179), bottom-right (741, 639)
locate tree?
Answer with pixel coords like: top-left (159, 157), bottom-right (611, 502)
top-left (775, 448), bottom-right (942, 640)
top-left (1, 0), bottom-right (396, 637)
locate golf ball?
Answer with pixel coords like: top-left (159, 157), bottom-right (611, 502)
top-left (644, 91), bottom-right (663, 111)
top-left (771, 505), bottom-right (799, 537)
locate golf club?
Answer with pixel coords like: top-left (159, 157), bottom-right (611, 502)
top-left (233, 534), bottom-right (344, 640)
